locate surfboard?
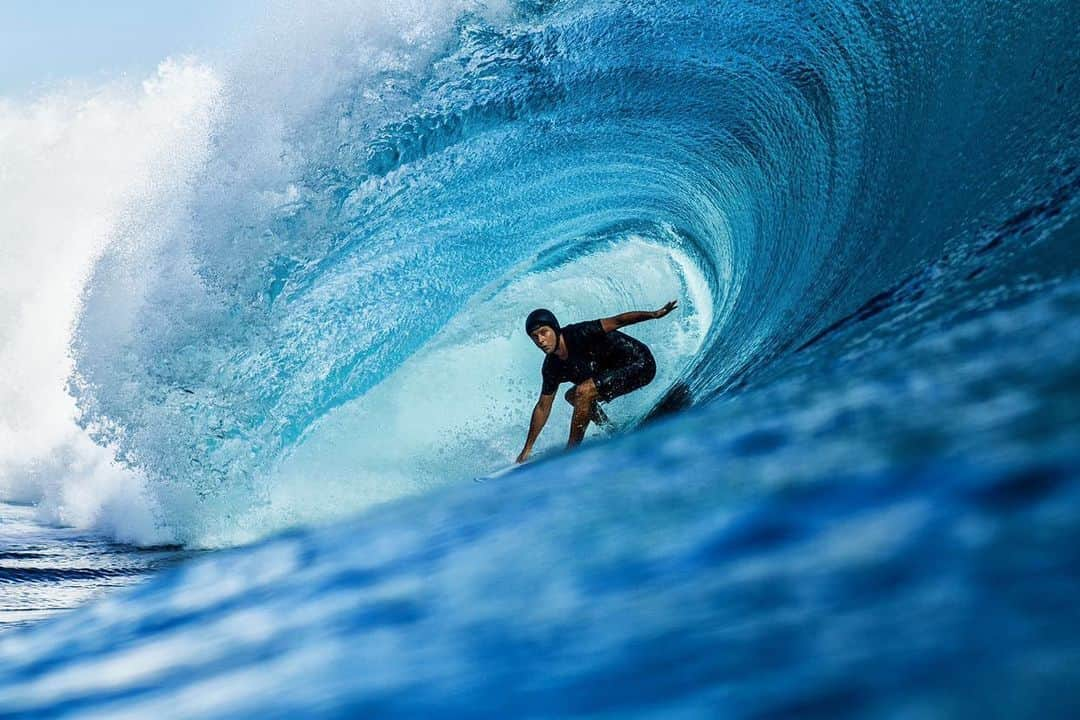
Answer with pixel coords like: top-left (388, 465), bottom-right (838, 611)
top-left (474, 463), bottom-right (521, 483)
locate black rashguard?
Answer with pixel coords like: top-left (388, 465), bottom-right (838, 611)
top-left (540, 320), bottom-right (656, 402)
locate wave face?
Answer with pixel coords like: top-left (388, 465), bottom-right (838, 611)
top-left (54, 0), bottom-right (1079, 545)
top-left (1, 0), bottom-right (1079, 714)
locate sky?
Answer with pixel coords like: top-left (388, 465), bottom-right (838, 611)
top-left (0, 0), bottom-right (266, 97)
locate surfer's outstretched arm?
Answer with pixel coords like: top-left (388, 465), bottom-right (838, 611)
top-left (600, 300), bottom-right (678, 332)
top-left (517, 392), bottom-right (555, 463)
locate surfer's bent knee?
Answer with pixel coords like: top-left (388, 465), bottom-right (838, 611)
top-left (575, 379), bottom-right (598, 401)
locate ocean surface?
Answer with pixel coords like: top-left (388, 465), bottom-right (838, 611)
top-left (0, 503), bottom-right (192, 633)
top-left (1, 0), bottom-right (1078, 716)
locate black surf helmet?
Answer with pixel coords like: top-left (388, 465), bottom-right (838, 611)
top-left (525, 308), bottom-right (560, 342)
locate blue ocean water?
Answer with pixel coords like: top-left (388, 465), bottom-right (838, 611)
top-left (0, 503), bottom-right (191, 633)
top-left (1, 0), bottom-right (1079, 716)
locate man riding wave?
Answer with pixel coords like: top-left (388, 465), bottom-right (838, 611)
top-left (516, 300), bottom-right (678, 463)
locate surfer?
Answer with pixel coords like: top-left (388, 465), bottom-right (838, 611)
top-left (515, 301), bottom-right (678, 463)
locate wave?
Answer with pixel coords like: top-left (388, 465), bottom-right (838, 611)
top-left (0, 59), bottom-right (221, 544)
top-left (1, 0), bottom-right (1079, 714)
top-left (1, 0), bottom-right (1078, 547)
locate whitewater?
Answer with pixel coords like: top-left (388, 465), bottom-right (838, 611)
top-left (1, 0), bottom-right (1078, 715)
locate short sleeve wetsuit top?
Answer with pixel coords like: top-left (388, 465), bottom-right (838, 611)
top-left (541, 320), bottom-right (657, 402)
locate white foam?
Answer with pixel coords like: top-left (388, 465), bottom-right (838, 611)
top-left (0, 60), bottom-right (222, 544)
top-left (0, 1), bottom-right (514, 546)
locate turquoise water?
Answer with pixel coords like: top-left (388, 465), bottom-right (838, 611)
top-left (1, 0), bottom-right (1078, 715)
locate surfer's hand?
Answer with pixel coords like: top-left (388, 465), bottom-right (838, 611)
top-left (515, 450), bottom-right (530, 464)
top-left (654, 300), bottom-right (678, 318)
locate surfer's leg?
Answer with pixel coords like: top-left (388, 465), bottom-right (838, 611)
top-left (595, 351), bottom-right (657, 403)
top-left (567, 379), bottom-right (598, 447)
top-left (566, 384), bottom-right (609, 425)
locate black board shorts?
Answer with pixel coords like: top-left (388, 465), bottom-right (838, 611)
top-left (594, 348), bottom-right (656, 402)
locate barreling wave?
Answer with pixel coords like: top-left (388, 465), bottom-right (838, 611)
top-left (2, 0), bottom-right (1080, 714)
top-left (0, 0), bottom-right (1070, 546)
